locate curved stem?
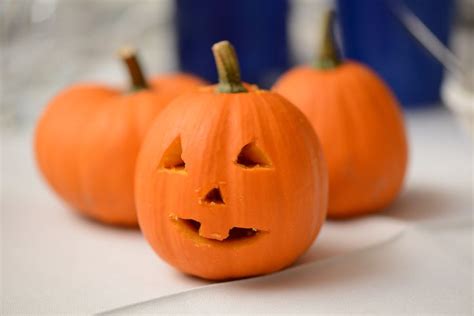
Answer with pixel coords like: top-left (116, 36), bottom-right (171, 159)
top-left (314, 9), bottom-right (342, 70)
top-left (119, 47), bottom-right (148, 90)
top-left (212, 41), bottom-right (247, 93)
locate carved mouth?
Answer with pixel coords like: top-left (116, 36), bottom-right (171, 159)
top-left (172, 217), bottom-right (261, 242)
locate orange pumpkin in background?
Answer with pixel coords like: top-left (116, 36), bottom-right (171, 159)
top-left (135, 41), bottom-right (328, 280)
top-left (273, 11), bottom-right (408, 218)
top-left (35, 48), bottom-right (204, 226)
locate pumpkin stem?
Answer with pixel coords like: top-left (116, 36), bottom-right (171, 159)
top-left (119, 46), bottom-right (149, 90)
top-left (314, 9), bottom-right (342, 69)
top-left (212, 41), bottom-right (247, 93)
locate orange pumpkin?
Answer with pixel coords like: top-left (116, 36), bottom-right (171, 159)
top-left (135, 41), bottom-right (328, 280)
top-left (273, 11), bottom-right (408, 218)
top-left (35, 48), bottom-right (204, 226)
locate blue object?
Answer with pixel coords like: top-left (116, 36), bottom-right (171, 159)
top-left (175, 0), bottom-right (289, 88)
top-left (337, 0), bottom-right (454, 107)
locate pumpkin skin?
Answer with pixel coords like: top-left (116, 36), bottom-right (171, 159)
top-left (135, 85), bottom-right (328, 280)
top-left (35, 73), bottom-right (204, 226)
top-left (273, 62), bottom-right (408, 218)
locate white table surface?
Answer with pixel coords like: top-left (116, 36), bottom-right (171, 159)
top-left (2, 107), bottom-right (473, 315)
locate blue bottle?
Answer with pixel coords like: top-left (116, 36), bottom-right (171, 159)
top-left (337, 0), bottom-right (454, 107)
top-left (175, 0), bottom-right (289, 88)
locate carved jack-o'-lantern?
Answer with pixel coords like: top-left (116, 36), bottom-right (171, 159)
top-left (135, 41), bottom-right (328, 280)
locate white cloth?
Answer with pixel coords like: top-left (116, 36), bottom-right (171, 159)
top-left (2, 108), bottom-right (472, 315)
top-left (102, 227), bottom-right (472, 315)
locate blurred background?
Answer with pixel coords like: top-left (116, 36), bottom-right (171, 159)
top-left (0, 0), bottom-right (473, 132)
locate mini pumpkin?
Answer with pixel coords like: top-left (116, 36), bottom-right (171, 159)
top-left (135, 41), bottom-right (328, 280)
top-left (35, 48), bottom-right (204, 226)
top-left (273, 11), bottom-right (408, 218)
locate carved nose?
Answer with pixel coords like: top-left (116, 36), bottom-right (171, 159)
top-left (201, 187), bottom-right (224, 205)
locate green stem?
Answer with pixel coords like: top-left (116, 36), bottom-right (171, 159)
top-left (119, 47), bottom-right (149, 90)
top-left (314, 10), bottom-right (342, 70)
top-left (212, 41), bottom-right (247, 93)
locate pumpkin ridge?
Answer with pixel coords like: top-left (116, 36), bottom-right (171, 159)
top-left (327, 68), bottom-right (368, 212)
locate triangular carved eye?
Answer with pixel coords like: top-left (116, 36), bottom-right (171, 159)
top-left (236, 142), bottom-right (272, 168)
top-left (159, 136), bottom-right (186, 172)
